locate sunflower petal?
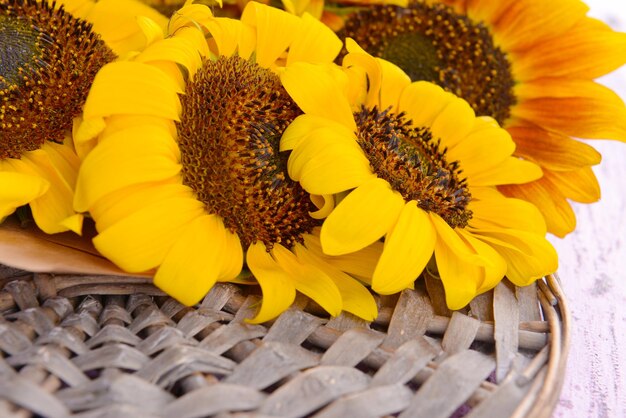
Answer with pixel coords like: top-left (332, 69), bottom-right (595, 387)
top-left (433, 233), bottom-right (479, 311)
top-left (241, 2), bottom-right (300, 68)
top-left (513, 17), bottom-right (626, 80)
top-left (20, 151), bottom-right (76, 234)
top-left (544, 166), bottom-right (600, 204)
top-left (154, 215), bottom-right (227, 306)
top-left (321, 178), bottom-right (404, 256)
top-left (372, 203), bottom-right (435, 294)
top-left (93, 197), bottom-right (204, 272)
top-left (0, 171), bottom-right (49, 218)
top-left (499, 180), bottom-right (576, 237)
top-left (281, 114), bottom-right (353, 151)
top-left (399, 81), bottom-right (455, 128)
top-left (304, 232), bottom-right (383, 282)
top-left (294, 241), bottom-right (378, 321)
top-left (512, 79), bottom-right (626, 142)
top-left (281, 62), bottom-right (356, 130)
top-left (457, 230), bottom-right (506, 294)
top-left (473, 229), bottom-right (558, 286)
top-left (469, 194), bottom-right (547, 234)
top-left (287, 13), bottom-right (342, 65)
top-left (507, 124), bottom-right (601, 171)
top-left (468, 157), bottom-right (542, 187)
top-left (272, 243), bottom-right (342, 317)
top-left (246, 241), bottom-right (296, 324)
top-left (82, 61), bottom-right (181, 122)
top-left (74, 125), bottom-right (181, 212)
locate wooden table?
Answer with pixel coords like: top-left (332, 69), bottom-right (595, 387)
top-left (551, 2), bottom-right (626, 416)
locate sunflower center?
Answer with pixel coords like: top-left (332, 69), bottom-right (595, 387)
top-left (340, 1), bottom-right (516, 125)
top-left (354, 106), bottom-right (472, 228)
top-left (0, 0), bottom-right (115, 160)
top-left (177, 55), bottom-right (318, 251)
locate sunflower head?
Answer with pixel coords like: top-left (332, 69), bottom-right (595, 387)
top-left (280, 45), bottom-right (556, 309)
top-left (0, 0), bottom-right (115, 159)
top-left (334, 0), bottom-right (626, 237)
top-left (74, 2), bottom-right (379, 323)
top-left (353, 105), bottom-right (471, 228)
top-left (178, 54), bottom-right (319, 250)
top-left (338, 1), bottom-right (516, 125)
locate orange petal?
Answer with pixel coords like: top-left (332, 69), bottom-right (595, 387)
top-left (511, 79), bottom-right (626, 141)
top-left (507, 124), bottom-right (601, 171)
top-left (499, 180), bottom-right (576, 238)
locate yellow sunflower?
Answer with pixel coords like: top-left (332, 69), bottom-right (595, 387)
top-left (0, 0), bottom-right (165, 234)
top-left (73, 2), bottom-right (379, 323)
top-left (280, 42), bottom-right (558, 309)
top-left (335, 0), bottom-right (626, 237)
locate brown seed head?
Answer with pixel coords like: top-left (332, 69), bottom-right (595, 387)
top-left (177, 55), bottom-right (319, 250)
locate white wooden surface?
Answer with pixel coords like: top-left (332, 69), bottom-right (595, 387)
top-left (551, 1), bottom-right (626, 417)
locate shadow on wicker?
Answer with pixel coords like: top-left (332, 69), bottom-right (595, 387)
top-left (0, 266), bottom-right (569, 418)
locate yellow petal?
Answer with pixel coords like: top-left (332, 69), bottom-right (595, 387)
top-left (287, 13), bottom-right (342, 66)
top-left (74, 125), bottom-right (181, 212)
top-left (304, 232), bottom-right (383, 282)
top-left (169, 4), bottom-right (215, 33)
top-left (241, 2), bottom-right (300, 68)
top-left (246, 241), bottom-right (296, 324)
top-left (429, 212), bottom-right (484, 265)
top-left (343, 38), bottom-right (382, 108)
top-left (154, 215), bottom-right (228, 306)
top-left (272, 243), bottom-right (342, 317)
top-left (398, 81), bottom-right (455, 128)
top-left (321, 178), bottom-right (404, 255)
top-left (309, 194), bottom-right (334, 220)
top-left (59, 214), bottom-right (84, 235)
top-left (433, 233), bottom-right (479, 310)
top-left (289, 127), bottom-right (375, 195)
top-left (473, 229), bottom-right (558, 286)
top-left (135, 26), bottom-right (209, 78)
top-left (82, 61), bottom-right (181, 122)
top-left (469, 194), bottom-right (547, 235)
top-left (447, 123), bottom-right (515, 176)
top-left (281, 62), bottom-right (356, 130)
top-left (89, 182), bottom-right (193, 232)
top-left (0, 171), bottom-right (49, 218)
top-left (468, 157), bottom-right (542, 187)
top-left (378, 58), bottom-right (411, 112)
top-left (20, 151), bottom-right (76, 234)
top-left (93, 196), bottom-right (204, 272)
top-left (430, 96), bottom-right (477, 149)
top-left (294, 241), bottom-right (378, 321)
top-left (372, 203), bottom-right (435, 294)
top-left (85, 0), bottom-right (169, 55)
top-left (217, 226), bottom-right (244, 281)
top-left (281, 114), bottom-right (354, 152)
top-left (457, 230), bottom-right (506, 294)
top-left (204, 17), bottom-right (256, 59)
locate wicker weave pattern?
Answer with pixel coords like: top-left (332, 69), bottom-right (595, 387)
top-left (0, 268), bottom-right (569, 418)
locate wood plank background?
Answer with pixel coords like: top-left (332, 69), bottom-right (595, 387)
top-left (551, 1), bottom-right (626, 416)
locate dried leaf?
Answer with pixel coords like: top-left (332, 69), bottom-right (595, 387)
top-left (0, 216), bottom-right (151, 278)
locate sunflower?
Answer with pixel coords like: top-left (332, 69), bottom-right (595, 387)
top-left (335, 0), bottom-right (626, 237)
top-left (73, 2), bottom-right (379, 323)
top-left (280, 42), bottom-right (558, 309)
top-left (0, 0), bottom-right (165, 234)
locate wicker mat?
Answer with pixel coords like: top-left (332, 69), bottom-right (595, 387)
top-left (0, 266), bottom-right (569, 418)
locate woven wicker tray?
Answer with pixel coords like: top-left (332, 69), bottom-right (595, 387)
top-left (0, 266), bottom-right (569, 418)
